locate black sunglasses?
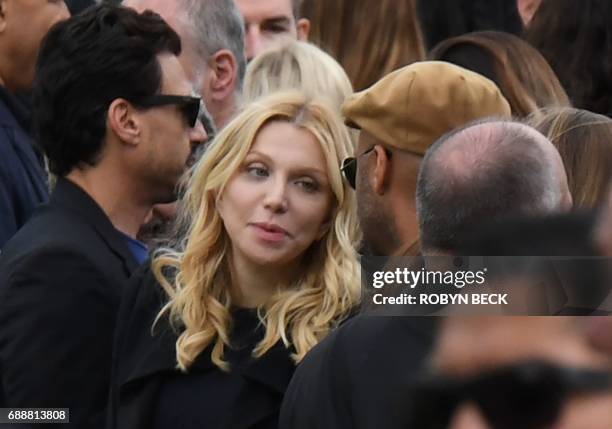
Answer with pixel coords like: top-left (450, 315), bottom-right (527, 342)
top-left (340, 146), bottom-right (392, 189)
top-left (131, 94), bottom-right (202, 128)
top-left (407, 360), bottom-right (612, 429)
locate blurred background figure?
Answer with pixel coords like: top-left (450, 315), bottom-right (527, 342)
top-left (528, 108), bottom-right (612, 209)
top-left (301, 0), bottom-right (425, 91)
top-left (0, 0), bottom-right (70, 249)
top-left (417, 0), bottom-right (523, 51)
top-left (526, 0), bottom-right (612, 118)
top-left (429, 31), bottom-right (570, 118)
top-left (517, 0), bottom-right (542, 26)
top-left (236, 0), bottom-right (309, 62)
top-left (244, 40), bottom-right (353, 111)
top-left (411, 317), bottom-right (612, 429)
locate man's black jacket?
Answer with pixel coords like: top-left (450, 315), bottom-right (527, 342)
top-left (0, 178), bottom-right (139, 428)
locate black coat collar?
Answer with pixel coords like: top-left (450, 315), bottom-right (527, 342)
top-left (51, 178), bottom-right (139, 275)
top-left (117, 268), bottom-right (295, 396)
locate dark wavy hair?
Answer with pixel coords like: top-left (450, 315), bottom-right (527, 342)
top-left (526, 0), bottom-right (612, 118)
top-left (417, 0), bottom-right (523, 50)
top-left (429, 31), bottom-right (570, 117)
top-left (33, 3), bottom-right (181, 176)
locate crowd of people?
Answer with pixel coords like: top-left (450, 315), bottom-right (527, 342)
top-left (1, 0), bottom-right (612, 428)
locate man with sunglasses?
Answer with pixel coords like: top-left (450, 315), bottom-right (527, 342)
top-left (422, 317), bottom-right (612, 429)
top-left (0, 4), bottom-right (206, 427)
top-left (280, 62), bottom-right (512, 429)
top-left (340, 61), bottom-right (512, 257)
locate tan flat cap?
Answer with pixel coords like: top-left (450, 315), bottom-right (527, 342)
top-left (342, 61), bottom-right (512, 155)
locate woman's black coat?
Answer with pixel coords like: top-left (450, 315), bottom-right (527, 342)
top-left (108, 267), bottom-right (296, 429)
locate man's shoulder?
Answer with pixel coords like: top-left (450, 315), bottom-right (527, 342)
top-left (322, 314), bottom-right (438, 354)
top-left (0, 203), bottom-right (124, 278)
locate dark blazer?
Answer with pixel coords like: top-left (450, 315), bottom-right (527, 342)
top-left (0, 178), bottom-right (139, 428)
top-left (0, 86), bottom-right (48, 249)
top-left (109, 267), bottom-right (296, 429)
top-left (279, 315), bottom-right (438, 429)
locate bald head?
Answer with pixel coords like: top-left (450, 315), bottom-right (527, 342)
top-left (417, 120), bottom-right (572, 253)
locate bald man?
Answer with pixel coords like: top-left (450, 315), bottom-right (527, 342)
top-left (417, 119), bottom-right (572, 254)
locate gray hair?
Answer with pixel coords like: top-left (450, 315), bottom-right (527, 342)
top-left (183, 0), bottom-right (246, 90)
top-left (417, 120), bottom-right (567, 252)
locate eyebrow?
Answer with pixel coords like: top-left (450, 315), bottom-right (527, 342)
top-left (246, 151), bottom-right (328, 178)
top-left (261, 16), bottom-right (292, 26)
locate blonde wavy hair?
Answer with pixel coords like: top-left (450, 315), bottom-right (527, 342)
top-left (243, 40), bottom-right (354, 110)
top-left (152, 91), bottom-right (361, 371)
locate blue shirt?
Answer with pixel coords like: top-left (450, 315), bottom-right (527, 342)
top-left (118, 231), bottom-right (148, 264)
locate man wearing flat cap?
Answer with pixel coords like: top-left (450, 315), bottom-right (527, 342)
top-left (341, 60), bottom-right (511, 256)
top-left (279, 61), bottom-right (511, 429)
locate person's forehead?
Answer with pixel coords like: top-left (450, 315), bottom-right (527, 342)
top-left (236, 0), bottom-right (294, 22)
top-left (251, 121), bottom-right (325, 162)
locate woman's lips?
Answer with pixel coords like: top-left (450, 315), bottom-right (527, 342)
top-left (251, 223), bottom-right (289, 243)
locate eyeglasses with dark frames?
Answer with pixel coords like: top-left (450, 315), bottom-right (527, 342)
top-left (131, 94), bottom-right (202, 128)
top-left (341, 146), bottom-right (392, 189)
top-left (407, 360), bottom-right (612, 429)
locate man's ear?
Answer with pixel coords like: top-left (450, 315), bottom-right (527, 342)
top-left (0, 0), bottom-right (8, 33)
top-left (371, 145), bottom-right (391, 195)
top-left (296, 18), bottom-right (310, 41)
top-left (207, 49), bottom-right (238, 101)
top-left (107, 98), bottom-right (140, 146)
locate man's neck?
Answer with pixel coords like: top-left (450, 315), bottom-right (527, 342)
top-left (66, 168), bottom-right (151, 238)
top-left (210, 94), bottom-right (237, 130)
top-left (389, 196), bottom-right (420, 255)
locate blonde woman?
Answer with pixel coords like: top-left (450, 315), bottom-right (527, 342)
top-left (110, 91), bottom-right (360, 429)
top-left (243, 40), bottom-right (354, 111)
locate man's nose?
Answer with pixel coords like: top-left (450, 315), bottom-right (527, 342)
top-left (245, 25), bottom-right (264, 61)
top-left (57, 1), bottom-right (71, 21)
top-left (263, 178), bottom-right (288, 213)
top-left (190, 119), bottom-right (208, 145)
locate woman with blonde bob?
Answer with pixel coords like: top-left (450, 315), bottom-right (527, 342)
top-left (110, 91), bottom-right (361, 429)
top-left (243, 40), bottom-right (354, 111)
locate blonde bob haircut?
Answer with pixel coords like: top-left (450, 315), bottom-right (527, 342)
top-left (152, 91), bottom-right (361, 372)
top-left (243, 40), bottom-right (354, 110)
